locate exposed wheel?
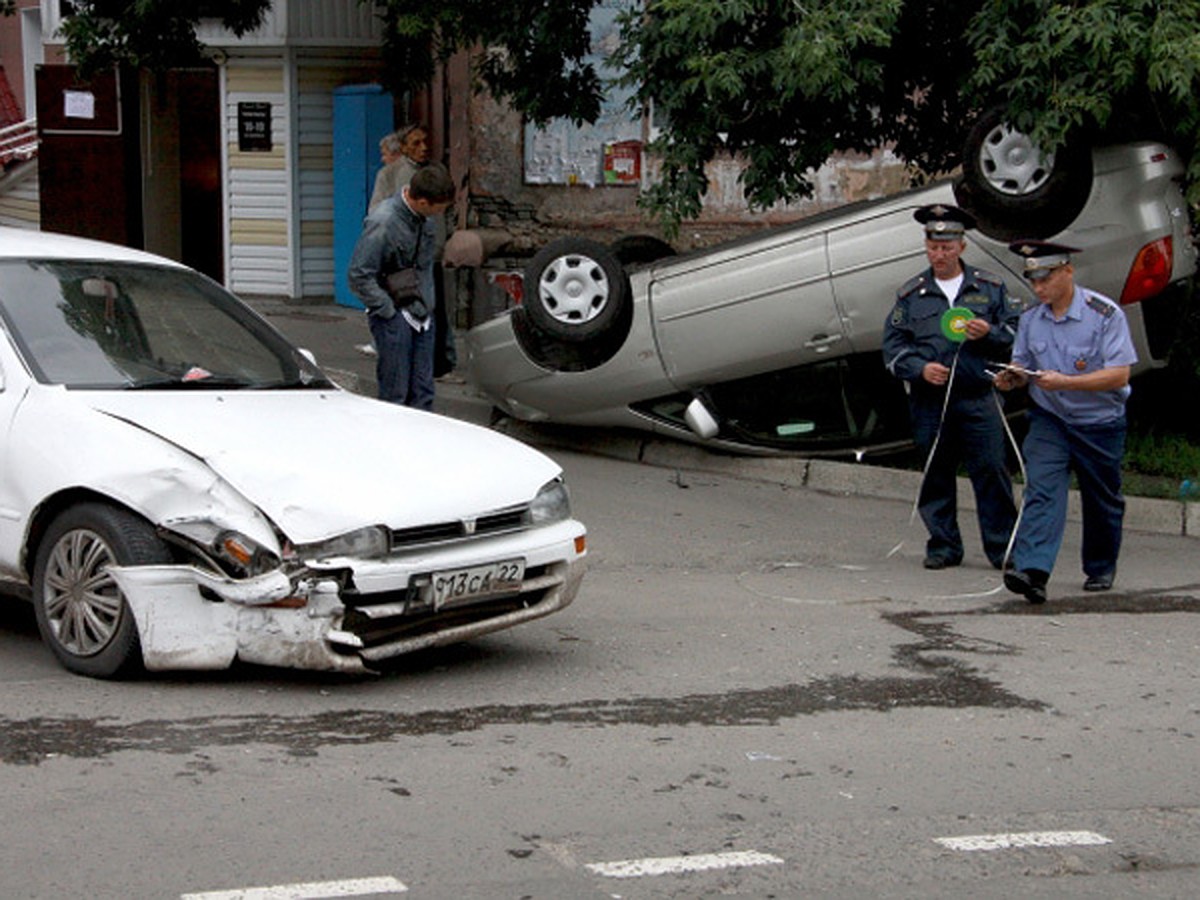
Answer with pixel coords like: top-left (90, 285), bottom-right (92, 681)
top-left (523, 237), bottom-right (629, 342)
top-left (32, 503), bottom-right (171, 678)
top-left (956, 106), bottom-right (1093, 240)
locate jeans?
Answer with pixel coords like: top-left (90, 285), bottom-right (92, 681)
top-left (369, 313), bottom-right (435, 410)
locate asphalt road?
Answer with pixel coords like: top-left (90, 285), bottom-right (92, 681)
top-left (2, 447), bottom-right (1198, 899)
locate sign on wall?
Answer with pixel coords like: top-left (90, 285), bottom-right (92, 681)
top-left (237, 102), bottom-right (272, 152)
top-left (523, 0), bottom-right (641, 186)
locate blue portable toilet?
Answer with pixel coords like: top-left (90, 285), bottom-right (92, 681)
top-left (333, 84), bottom-right (394, 308)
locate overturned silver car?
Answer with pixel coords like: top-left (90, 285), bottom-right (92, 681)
top-left (465, 140), bottom-right (1196, 456)
top-left (0, 227), bottom-right (586, 678)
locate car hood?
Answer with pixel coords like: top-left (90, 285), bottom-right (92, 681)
top-left (82, 389), bottom-right (562, 542)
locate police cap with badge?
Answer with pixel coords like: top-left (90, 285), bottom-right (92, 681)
top-left (1008, 240), bottom-right (1080, 280)
top-left (913, 203), bottom-right (976, 240)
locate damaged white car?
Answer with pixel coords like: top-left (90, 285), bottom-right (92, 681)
top-left (0, 227), bottom-right (586, 678)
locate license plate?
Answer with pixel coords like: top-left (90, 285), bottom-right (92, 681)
top-left (429, 559), bottom-right (525, 609)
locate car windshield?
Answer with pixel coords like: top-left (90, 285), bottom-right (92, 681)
top-left (0, 259), bottom-right (332, 390)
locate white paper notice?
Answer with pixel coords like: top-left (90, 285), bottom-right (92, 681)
top-left (64, 90), bottom-right (96, 119)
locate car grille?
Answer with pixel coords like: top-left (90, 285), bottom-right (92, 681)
top-left (330, 561), bottom-right (572, 666)
top-left (389, 504), bottom-right (529, 549)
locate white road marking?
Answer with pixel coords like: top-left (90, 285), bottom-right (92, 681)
top-left (585, 850), bottom-right (784, 878)
top-left (935, 830), bottom-right (1112, 852)
top-left (180, 875), bottom-right (408, 900)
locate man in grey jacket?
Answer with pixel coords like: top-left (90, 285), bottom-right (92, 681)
top-left (348, 163), bottom-right (455, 409)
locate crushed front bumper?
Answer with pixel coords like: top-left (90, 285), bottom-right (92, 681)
top-left (110, 520), bottom-right (586, 673)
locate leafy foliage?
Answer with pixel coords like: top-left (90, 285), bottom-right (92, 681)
top-left (612, 0), bottom-right (986, 227)
top-left (374, 0), bottom-right (602, 126)
top-left (968, 0), bottom-right (1200, 206)
top-left (58, 1), bottom-right (270, 79)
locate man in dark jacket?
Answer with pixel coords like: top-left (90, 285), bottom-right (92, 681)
top-left (348, 163), bottom-right (455, 409)
top-left (882, 204), bottom-right (1021, 570)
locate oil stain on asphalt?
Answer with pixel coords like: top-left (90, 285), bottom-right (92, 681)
top-left (0, 592), bottom-right (1195, 765)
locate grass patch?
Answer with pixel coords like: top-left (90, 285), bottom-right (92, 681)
top-left (1124, 431), bottom-right (1200, 498)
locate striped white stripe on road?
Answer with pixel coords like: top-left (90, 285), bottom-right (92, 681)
top-left (935, 830), bottom-right (1112, 852)
top-left (586, 850), bottom-right (784, 878)
top-left (180, 876), bottom-right (408, 900)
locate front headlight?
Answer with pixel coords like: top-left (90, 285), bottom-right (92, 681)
top-left (295, 525), bottom-right (391, 561)
top-left (167, 520), bottom-right (282, 577)
top-left (529, 478), bottom-right (571, 525)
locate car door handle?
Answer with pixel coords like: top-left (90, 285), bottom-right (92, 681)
top-left (804, 333), bottom-right (844, 351)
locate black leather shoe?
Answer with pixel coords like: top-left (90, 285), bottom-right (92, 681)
top-left (1083, 572), bottom-right (1114, 592)
top-left (924, 555), bottom-right (962, 570)
top-left (1004, 568), bottom-right (1048, 605)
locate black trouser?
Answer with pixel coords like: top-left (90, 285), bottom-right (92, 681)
top-left (911, 391), bottom-right (1016, 566)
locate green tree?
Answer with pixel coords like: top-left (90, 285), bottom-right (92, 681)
top-left (374, 0), bottom-right (602, 126)
top-left (54, 1), bottom-right (271, 78)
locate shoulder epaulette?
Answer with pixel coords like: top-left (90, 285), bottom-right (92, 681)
top-left (898, 274), bottom-right (925, 296)
top-left (971, 268), bottom-right (1003, 286)
top-left (1085, 293), bottom-right (1116, 318)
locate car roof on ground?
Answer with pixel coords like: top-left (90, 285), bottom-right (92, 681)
top-left (0, 226), bottom-right (185, 268)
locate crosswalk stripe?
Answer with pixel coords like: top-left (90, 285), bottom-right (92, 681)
top-left (180, 875), bottom-right (408, 899)
top-left (935, 830), bottom-right (1112, 852)
top-left (586, 849), bottom-right (784, 878)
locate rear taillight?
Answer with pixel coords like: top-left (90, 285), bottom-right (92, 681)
top-left (1120, 236), bottom-right (1173, 305)
top-left (487, 271), bottom-right (525, 305)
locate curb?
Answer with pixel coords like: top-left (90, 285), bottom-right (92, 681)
top-left (493, 419), bottom-right (1199, 541)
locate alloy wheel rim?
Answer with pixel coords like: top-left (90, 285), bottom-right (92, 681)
top-left (42, 529), bottom-right (123, 656)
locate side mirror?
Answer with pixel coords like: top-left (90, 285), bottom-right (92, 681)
top-left (684, 396), bottom-right (719, 439)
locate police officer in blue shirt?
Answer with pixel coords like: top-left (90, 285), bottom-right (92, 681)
top-left (994, 241), bottom-right (1137, 604)
top-left (883, 204), bottom-right (1020, 570)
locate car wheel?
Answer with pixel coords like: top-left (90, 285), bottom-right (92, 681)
top-left (956, 106), bottom-right (1093, 240)
top-left (523, 237), bottom-right (629, 342)
top-left (32, 503), bottom-right (171, 678)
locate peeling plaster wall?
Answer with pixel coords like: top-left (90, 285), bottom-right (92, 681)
top-left (465, 92), bottom-right (917, 253)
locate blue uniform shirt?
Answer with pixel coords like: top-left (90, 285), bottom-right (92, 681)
top-left (1012, 285), bottom-right (1137, 425)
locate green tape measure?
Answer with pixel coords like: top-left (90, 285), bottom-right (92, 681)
top-left (941, 307), bottom-right (975, 342)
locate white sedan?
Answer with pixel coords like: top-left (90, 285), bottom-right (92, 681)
top-left (0, 227), bottom-right (586, 678)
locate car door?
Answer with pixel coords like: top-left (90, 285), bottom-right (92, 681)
top-left (827, 199), bottom-right (1037, 353)
top-left (647, 230), bottom-right (843, 387)
top-left (826, 204), bottom-right (930, 353)
top-left (0, 345), bottom-right (31, 576)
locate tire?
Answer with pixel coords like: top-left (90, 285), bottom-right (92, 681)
top-left (523, 237), bottom-right (630, 343)
top-left (32, 503), bottom-right (171, 679)
top-left (956, 106), bottom-right (1093, 240)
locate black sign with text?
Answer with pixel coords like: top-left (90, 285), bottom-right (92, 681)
top-left (237, 102), bottom-right (272, 152)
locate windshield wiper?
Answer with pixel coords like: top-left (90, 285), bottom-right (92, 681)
top-left (257, 377), bottom-right (338, 390)
top-left (124, 376), bottom-right (257, 391)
